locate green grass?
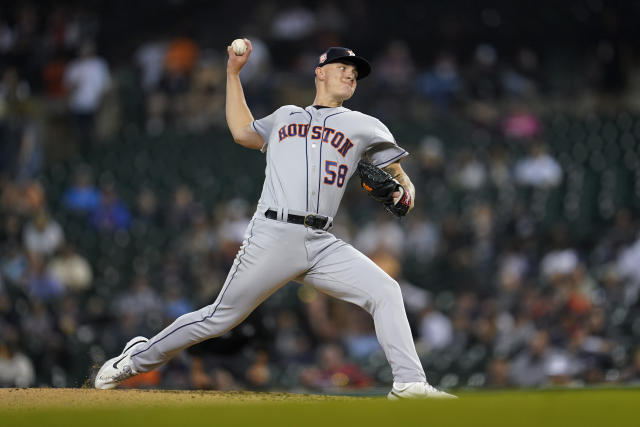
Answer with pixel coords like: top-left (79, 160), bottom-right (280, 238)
top-left (3, 389), bottom-right (639, 427)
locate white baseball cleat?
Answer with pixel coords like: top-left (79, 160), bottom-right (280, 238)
top-left (94, 336), bottom-right (148, 390)
top-left (387, 382), bottom-right (457, 400)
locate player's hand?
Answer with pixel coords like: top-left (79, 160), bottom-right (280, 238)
top-left (227, 38), bottom-right (252, 75)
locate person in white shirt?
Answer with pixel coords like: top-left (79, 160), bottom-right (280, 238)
top-left (63, 41), bottom-right (111, 153)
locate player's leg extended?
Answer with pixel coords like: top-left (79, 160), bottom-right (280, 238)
top-left (299, 232), bottom-right (426, 383)
top-left (130, 217), bottom-right (308, 372)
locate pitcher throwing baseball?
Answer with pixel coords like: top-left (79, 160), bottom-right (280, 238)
top-left (95, 38), bottom-right (455, 399)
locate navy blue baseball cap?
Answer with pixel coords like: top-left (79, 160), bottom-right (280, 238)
top-left (317, 47), bottom-right (371, 80)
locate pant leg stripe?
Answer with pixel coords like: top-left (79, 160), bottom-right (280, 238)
top-left (131, 219), bottom-right (257, 359)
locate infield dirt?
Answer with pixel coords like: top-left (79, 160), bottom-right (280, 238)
top-left (0, 388), bottom-right (354, 409)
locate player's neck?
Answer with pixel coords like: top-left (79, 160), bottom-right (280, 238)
top-left (312, 93), bottom-right (343, 108)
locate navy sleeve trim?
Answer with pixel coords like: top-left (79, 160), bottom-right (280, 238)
top-left (374, 150), bottom-right (408, 168)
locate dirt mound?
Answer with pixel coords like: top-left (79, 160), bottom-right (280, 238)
top-left (0, 388), bottom-right (354, 410)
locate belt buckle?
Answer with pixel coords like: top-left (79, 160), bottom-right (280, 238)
top-left (303, 214), bottom-right (316, 228)
top-left (304, 214), bottom-right (329, 230)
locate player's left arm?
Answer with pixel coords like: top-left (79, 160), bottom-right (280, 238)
top-left (383, 160), bottom-right (416, 212)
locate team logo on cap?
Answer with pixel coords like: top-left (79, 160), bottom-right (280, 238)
top-left (347, 49), bottom-right (355, 56)
top-left (319, 53), bottom-right (327, 63)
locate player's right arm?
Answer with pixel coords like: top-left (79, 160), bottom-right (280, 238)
top-left (225, 38), bottom-right (264, 150)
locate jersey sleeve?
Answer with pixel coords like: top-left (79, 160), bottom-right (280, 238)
top-left (365, 118), bottom-right (409, 167)
top-left (251, 109), bottom-right (280, 153)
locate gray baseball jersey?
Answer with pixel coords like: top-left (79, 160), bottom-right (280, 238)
top-left (252, 105), bottom-right (408, 218)
top-left (128, 104), bottom-right (427, 385)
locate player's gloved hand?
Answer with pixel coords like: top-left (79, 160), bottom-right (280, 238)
top-left (357, 160), bottom-right (411, 217)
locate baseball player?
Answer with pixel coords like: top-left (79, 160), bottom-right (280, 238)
top-left (95, 39), bottom-right (455, 399)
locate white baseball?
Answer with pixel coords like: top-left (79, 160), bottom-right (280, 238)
top-left (231, 39), bottom-right (247, 55)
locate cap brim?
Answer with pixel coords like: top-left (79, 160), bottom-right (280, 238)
top-left (322, 56), bottom-right (371, 80)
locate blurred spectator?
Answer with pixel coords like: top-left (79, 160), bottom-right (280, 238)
top-left (502, 48), bottom-right (541, 99)
top-left (56, 294), bottom-right (81, 339)
top-left (163, 283), bottom-right (192, 320)
top-left (238, 35), bottom-right (271, 87)
top-left (116, 274), bottom-right (163, 327)
top-left (374, 40), bottom-right (415, 92)
top-left (304, 292), bottom-right (341, 342)
top-left (404, 210), bottom-right (440, 261)
top-left (0, 19), bottom-right (15, 54)
top-left (0, 331), bottom-right (35, 388)
top-left (486, 357), bottom-right (512, 388)
top-left (3, 180), bottom-right (46, 216)
top-left (0, 244), bottom-right (28, 288)
top-left (135, 38), bottom-right (168, 92)
top-left (602, 209), bottom-right (637, 255)
top-left (1, 213), bottom-right (23, 248)
top-left (133, 186), bottom-right (162, 228)
top-left (501, 104), bottom-right (542, 140)
top-left (180, 208), bottom-right (217, 264)
top-left (418, 303), bottom-right (453, 352)
top-left (355, 215), bottom-right (405, 257)
top-left (300, 343), bottom-right (373, 391)
top-left (315, 2), bottom-right (347, 35)
top-left (188, 356), bottom-right (212, 389)
top-left (90, 183), bottom-right (132, 231)
top-left (592, 37), bottom-right (627, 94)
top-left (469, 203), bottom-right (496, 268)
top-left (494, 310), bottom-right (536, 358)
top-left (162, 36), bottom-right (199, 94)
top-left (416, 52), bottom-right (461, 110)
top-left (42, 50), bottom-right (68, 99)
top-left (540, 248), bottom-right (579, 280)
top-left (514, 143), bottom-right (562, 188)
top-left (166, 184), bottom-right (199, 230)
top-left (0, 67), bottom-right (31, 107)
top-left (46, 243), bottom-right (92, 292)
top-left (622, 347), bottom-right (640, 384)
top-left (25, 253), bottom-right (64, 301)
top-left (216, 198), bottom-right (251, 267)
top-left (22, 209), bottom-right (65, 256)
top-left (449, 149), bottom-right (487, 191)
top-left (273, 309), bottom-right (313, 365)
top-left (271, 6), bottom-right (316, 40)
top-left (341, 306), bottom-right (381, 360)
top-left (488, 146), bottom-right (512, 189)
top-left (417, 136), bottom-right (446, 180)
top-left (509, 330), bottom-right (566, 387)
top-left (614, 233), bottom-right (640, 306)
top-left (63, 41), bottom-right (110, 153)
top-left (398, 280), bottom-right (430, 324)
top-left (183, 55), bottom-right (225, 132)
top-left (144, 91), bottom-right (169, 135)
top-left (62, 165), bottom-right (101, 214)
top-left (467, 43), bottom-right (501, 101)
top-left (245, 350), bottom-right (275, 390)
top-left (13, 112), bottom-right (43, 183)
top-left (21, 299), bottom-right (54, 349)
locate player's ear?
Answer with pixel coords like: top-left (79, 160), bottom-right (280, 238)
top-left (315, 67), bottom-right (325, 81)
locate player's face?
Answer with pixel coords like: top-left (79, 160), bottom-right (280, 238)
top-left (324, 62), bottom-right (358, 100)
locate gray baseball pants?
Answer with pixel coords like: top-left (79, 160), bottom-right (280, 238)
top-left (130, 213), bottom-right (427, 383)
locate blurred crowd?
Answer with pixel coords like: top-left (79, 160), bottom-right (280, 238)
top-left (2, 1), bottom-right (640, 391)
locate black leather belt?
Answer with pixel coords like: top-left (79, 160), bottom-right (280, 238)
top-left (265, 209), bottom-right (331, 230)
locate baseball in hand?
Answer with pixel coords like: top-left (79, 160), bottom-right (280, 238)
top-left (231, 39), bottom-right (247, 55)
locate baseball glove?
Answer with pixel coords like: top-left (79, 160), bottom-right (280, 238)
top-left (357, 160), bottom-right (411, 217)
